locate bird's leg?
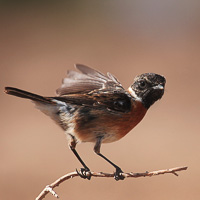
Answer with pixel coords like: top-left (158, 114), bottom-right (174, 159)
top-left (69, 137), bottom-right (91, 180)
top-left (94, 137), bottom-right (125, 181)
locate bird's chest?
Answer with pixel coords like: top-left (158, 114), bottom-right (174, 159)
top-left (110, 101), bottom-right (147, 142)
top-left (74, 101), bottom-right (147, 143)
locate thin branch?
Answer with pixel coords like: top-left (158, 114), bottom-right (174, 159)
top-left (36, 166), bottom-right (188, 200)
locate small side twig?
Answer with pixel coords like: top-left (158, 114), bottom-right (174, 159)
top-left (36, 166), bottom-right (188, 200)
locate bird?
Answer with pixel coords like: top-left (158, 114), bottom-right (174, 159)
top-left (4, 64), bottom-right (166, 180)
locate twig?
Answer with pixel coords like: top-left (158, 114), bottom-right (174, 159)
top-left (36, 166), bottom-right (188, 200)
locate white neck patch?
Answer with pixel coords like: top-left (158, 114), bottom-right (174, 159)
top-left (128, 87), bottom-right (142, 102)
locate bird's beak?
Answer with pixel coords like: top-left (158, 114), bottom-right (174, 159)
top-left (153, 84), bottom-right (164, 90)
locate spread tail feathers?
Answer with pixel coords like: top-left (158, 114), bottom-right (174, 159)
top-left (4, 87), bottom-right (54, 104)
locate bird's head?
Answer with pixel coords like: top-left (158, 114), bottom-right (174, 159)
top-left (128, 73), bottom-right (166, 109)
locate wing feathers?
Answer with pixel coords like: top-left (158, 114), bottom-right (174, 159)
top-left (75, 64), bottom-right (108, 81)
top-left (6, 65), bottom-right (131, 113)
top-left (107, 72), bottom-right (121, 85)
top-left (56, 64), bottom-right (124, 96)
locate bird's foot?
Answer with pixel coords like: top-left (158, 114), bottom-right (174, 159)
top-left (76, 167), bottom-right (91, 180)
top-left (114, 167), bottom-right (125, 181)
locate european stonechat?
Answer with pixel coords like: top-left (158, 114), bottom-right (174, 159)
top-left (5, 64), bottom-right (166, 180)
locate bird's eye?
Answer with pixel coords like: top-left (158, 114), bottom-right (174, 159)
top-left (139, 81), bottom-right (147, 89)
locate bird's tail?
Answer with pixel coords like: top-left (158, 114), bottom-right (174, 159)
top-left (4, 87), bottom-right (54, 104)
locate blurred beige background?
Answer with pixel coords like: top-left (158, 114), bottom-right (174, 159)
top-left (1, 1), bottom-right (200, 200)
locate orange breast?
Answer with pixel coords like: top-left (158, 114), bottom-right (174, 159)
top-left (74, 100), bottom-right (147, 143)
top-left (110, 100), bottom-right (147, 142)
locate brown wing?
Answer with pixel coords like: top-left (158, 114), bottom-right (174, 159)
top-left (56, 64), bottom-right (124, 95)
top-left (55, 92), bottom-right (132, 112)
top-left (55, 64), bottom-right (132, 112)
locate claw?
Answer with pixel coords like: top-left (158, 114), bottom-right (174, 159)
top-left (114, 167), bottom-right (125, 181)
top-left (76, 168), bottom-right (91, 180)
